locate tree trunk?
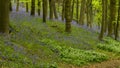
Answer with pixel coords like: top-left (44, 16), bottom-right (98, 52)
top-left (0, 0), bottom-right (9, 34)
top-left (43, 0), bottom-right (48, 22)
top-left (79, 0), bottom-right (86, 25)
top-left (16, 0), bottom-right (19, 12)
top-left (104, 0), bottom-right (108, 33)
top-left (115, 0), bottom-right (120, 40)
top-left (10, 1), bottom-right (12, 11)
top-left (76, 0), bottom-right (79, 23)
top-left (57, 0), bottom-right (60, 13)
top-left (86, 0), bottom-right (93, 28)
top-left (99, 0), bottom-right (107, 40)
top-left (62, 0), bottom-right (65, 21)
top-left (49, 0), bottom-right (54, 19)
top-left (38, 0), bottom-right (41, 16)
top-left (31, 0), bottom-right (35, 16)
top-left (26, 2), bottom-right (29, 12)
top-left (71, 0), bottom-right (75, 20)
top-left (65, 0), bottom-right (72, 32)
top-left (108, 0), bottom-right (116, 37)
top-left (53, 0), bottom-right (58, 19)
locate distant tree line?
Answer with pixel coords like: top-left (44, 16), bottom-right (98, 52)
top-left (0, 0), bottom-right (120, 40)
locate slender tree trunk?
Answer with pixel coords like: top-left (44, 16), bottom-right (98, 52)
top-left (10, 1), bottom-right (12, 11)
top-left (76, 0), bottom-right (79, 23)
top-left (79, 0), bottom-right (86, 25)
top-left (43, 0), bottom-right (48, 22)
top-left (53, 0), bottom-right (58, 19)
top-left (38, 0), bottom-right (41, 16)
top-left (108, 0), bottom-right (116, 37)
top-left (86, 0), bottom-right (93, 28)
top-left (0, 0), bottom-right (9, 34)
top-left (71, 0), bottom-right (75, 20)
top-left (57, 1), bottom-right (60, 13)
top-left (99, 0), bottom-right (107, 40)
top-left (115, 0), bottom-right (120, 40)
top-left (16, 0), bottom-right (19, 12)
top-left (104, 0), bottom-right (108, 33)
top-left (31, 0), bottom-right (35, 16)
top-left (65, 0), bottom-right (72, 32)
top-left (62, 0), bottom-right (65, 21)
top-left (49, 0), bottom-right (54, 19)
top-left (26, 2), bottom-right (29, 12)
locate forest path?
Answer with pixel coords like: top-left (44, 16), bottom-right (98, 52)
top-left (81, 59), bottom-right (120, 68)
top-left (58, 59), bottom-right (120, 68)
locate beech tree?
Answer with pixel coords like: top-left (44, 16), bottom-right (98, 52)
top-left (108, 0), bottom-right (116, 37)
top-left (79, 0), bottom-right (86, 25)
top-left (71, 0), bottom-right (75, 20)
top-left (38, 0), bottom-right (41, 16)
top-left (16, 0), bottom-right (19, 11)
top-left (65, 0), bottom-right (72, 32)
top-left (42, 0), bottom-right (48, 22)
top-left (31, 0), bottom-right (35, 16)
top-left (10, 0), bottom-right (12, 11)
top-left (49, 0), bottom-right (54, 19)
top-left (0, 0), bottom-right (9, 34)
top-left (115, 0), bottom-right (120, 40)
top-left (99, 0), bottom-right (107, 40)
top-left (62, 0), bottom-right (65, 21)
top-left (53, 0), bottom-right (58, 19)
top-left (26, 1), bottom-right (29, 12)
top-left (7, 0), bottom-right (120, 40)
top-left (86, 0), bottom-right (93, 28)
top-left (76, 0), bottom-right (79, 23)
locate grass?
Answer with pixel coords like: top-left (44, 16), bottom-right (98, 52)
top-left (0, 16), bottom-right (120, 68)
top-left (97, 37), bottom-right (120, 54)
top-left (41, 39), bottom-right (109, 66)
top-left (8, 1), bottom-right (120, 67)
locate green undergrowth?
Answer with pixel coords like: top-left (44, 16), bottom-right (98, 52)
top-left (41, 39), bottom-right (109, 66)
top-left (97, 37), bottom-right (120, 54)
top-left (0, 36), bottom-right (58, 68)
top-left (0, 17), bottom-right (112, 68)
top-left (47, 20), bottom-right (99, 49)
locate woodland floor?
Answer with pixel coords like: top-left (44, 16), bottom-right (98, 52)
top-left (8, 6), bottom-right (120, 68)
top-left (58, 59), bottom-right (120, 68)
top-left (82, 59), bottom-right (120, 68)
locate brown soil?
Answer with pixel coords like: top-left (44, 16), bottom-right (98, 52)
top-left (82, 60), bottom-right (120, 68)
top-left (59, 60), bottom-right (120, 68)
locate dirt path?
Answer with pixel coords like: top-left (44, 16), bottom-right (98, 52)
top-left (82, 59), bottom-right (120, 68)
top-left (58, 59), bottom-right (120, 68)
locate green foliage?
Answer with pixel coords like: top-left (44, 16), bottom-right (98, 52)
top-left (97, 37), bottom-right (120, 54)
top-left (92, 0), bottom-right (102, 11)
top-left (0, 39), bottom-right (58, 68)
top-left (61, 47), bottom-right (108, 66)
top-left (2, 16), bottom-right (117, 67)
top-left (41, 39), bottom-right (109, 66)
top-left (0, 19), bottom-right (59, 68)
top-left (92, 0), bottom-right (102, 24)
